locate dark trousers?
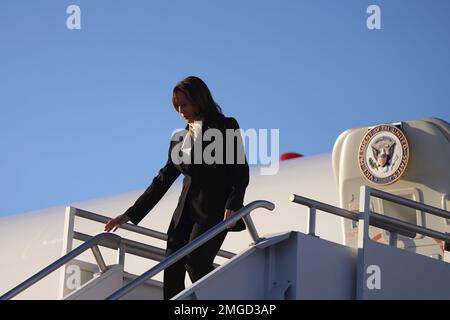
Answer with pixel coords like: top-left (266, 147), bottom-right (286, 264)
top-left (163, 206), bottom-right (228, 300)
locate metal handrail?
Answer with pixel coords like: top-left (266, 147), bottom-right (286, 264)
top-left (74, 208), bottom-right (235, 259)
top-left (290, 186), bottom-right (450, 245)
top-left (370, 211), bottom-right (450, 242)
top-left (289, 194), bottom-right (358, 222)
top-left (0, 233), bottom-right (122, 300)
top-left (369, 187), bottom-right (450, 220)
top-left (289, 193), bottom-right (414, 234)
top-left (362, 185), bottom-right (450, 246)
top-left (74, 231), bottom-right (166, 262)
top-left (74, 231), bottom-right (222, 268)
top-left (105, 200), bottom-right (275, 300)
top-left (76, 209), bottom-right (167, 240)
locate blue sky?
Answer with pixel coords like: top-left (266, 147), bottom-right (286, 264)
top-left (1, 0), bottom-right (449, 217)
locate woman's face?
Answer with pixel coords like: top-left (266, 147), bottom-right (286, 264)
top-left (174, 91), bottom-right (199, 123)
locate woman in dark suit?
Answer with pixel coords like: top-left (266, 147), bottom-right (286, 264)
top-left (105, 76), bottom-right (250, 299)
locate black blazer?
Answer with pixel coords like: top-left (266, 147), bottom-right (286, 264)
top-left (124, 116), bottom-right (250, 231)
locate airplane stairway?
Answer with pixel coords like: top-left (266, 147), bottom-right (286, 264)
top-left (174, 185), bottom-right (450, 299)
top-left (3, 186), bottom-right (450, 300)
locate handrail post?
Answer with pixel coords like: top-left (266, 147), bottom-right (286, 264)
top-left (308, 207), bottom-right (317, 236)
top-left (358, 185), bottom-right (371, 249)
top-left (389, 231), bottom-right (398, 247)
top-left (91, 245), bottom-right (108, 273)
top-left (58, 206), bottom-right (76, 299)
top-left (243, 215), bottom-right (261, 243)
top-left (356, 185), bottom-right (372, 300)
top-left (117, 244), bottom-right (126, 266)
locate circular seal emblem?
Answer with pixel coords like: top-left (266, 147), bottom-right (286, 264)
top-left (358, 124), bottom-right (409, 185)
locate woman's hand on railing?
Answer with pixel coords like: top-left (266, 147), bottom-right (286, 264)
top-left (223, 209), bottom-right (236, 228)
top-left (104, 214), bottom-right (130, 232)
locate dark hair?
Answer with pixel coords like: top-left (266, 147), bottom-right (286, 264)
top-left (172, 76), bottom-right (224, 125)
